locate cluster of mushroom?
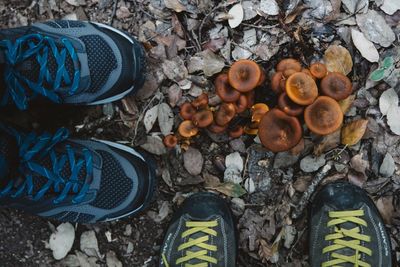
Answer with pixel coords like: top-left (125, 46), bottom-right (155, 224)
top-left (259, 58), bottom-right (352, 152)
top-left (163, 60), bottom-right (267, 148)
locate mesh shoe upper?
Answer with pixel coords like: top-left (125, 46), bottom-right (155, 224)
top-left (160, 192), bottom-right (237, 267)
top-left (309, 182), bottom-right (392, 267)
top-left (0, 20), bottom-right (145, 109)
top-left (0, 124), bottom-right (155, 223)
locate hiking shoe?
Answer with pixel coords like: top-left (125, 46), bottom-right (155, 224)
top-left (159, 192), bottom-right (237, 267)
top-left (309, 182), bottom-right (392, 267)
top-left (0, 20), bottom-right (146, 110)
top-left (0, 123), bottom-right (155, 223)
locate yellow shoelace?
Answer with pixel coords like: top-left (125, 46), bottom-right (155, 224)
top-left (162, 220), bottom-right (219, 267)
top-left (322, 210), bottom-right (372, 267)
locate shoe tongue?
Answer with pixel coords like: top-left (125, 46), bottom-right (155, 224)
top-left (333, 220), bottom-right (363, 261)
top-left (0, 131), bottom-right (19, 188)
top-left (16, 42), bottom-right (76, 91)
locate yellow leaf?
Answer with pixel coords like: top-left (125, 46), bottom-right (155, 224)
top-left (323, 45), bottom-right (353, 75)
top-left (341, 119), bottom-right (369, 146)
top-left (338, 95), bottom-right (355, 114)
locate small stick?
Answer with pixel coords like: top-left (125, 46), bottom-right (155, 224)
top-left (110, 0), bottom-right (118, 25)
top-left (291, 161), bottom-right (333, 219)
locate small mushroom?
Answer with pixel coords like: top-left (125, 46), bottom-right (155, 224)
top-left (192, 109), bottom-right (214, 128)
top-left (244, 121), bottom-right (259, 135)
top-left (309, 62), bottom-right (327, 79)
top-left (276, 58), bottom-right (302, 73)
top-left (180, 102), bottom-right (196, 120)
top-left (258, 109), bottom-right (302, 152)
top-left (215, 73), bottom-right (241, 102)
top-left (228, 60), bottom-right (262, 92)
top-left (208, 122), bottom-right (228, 133)
top-left (251, 103), bottom-right (269, 122)
top-left (229, 125), bottom-right (244, 138)
top-left (286, 72), bottom-right (318, 106)
top-left (304, 96), bottom-right (343, 135)
top-left (301, 68), bottom-right (315, 80)
top-left (257, 68), bottom-right (266, 86)
top-left (234, 94), bottom-right (248, 113)
top-left (163, 134), bottom-right (178, 148)
top-left (278, 93), bottom-right (304, 117)
top-left (320, 72), bottom-right (352, 101)
top-left (245, 91), bottom-right (255, 108)
top-left (191, 93), bottom-right (209, 109)
top-left (178, 120), bottom-right (199, 138)
top-left (271, 72), bottom-right (285, 94)
top-left (215, 103), bottom-right (236, 126)
top-left (283, 68), bottom-right (297, 79)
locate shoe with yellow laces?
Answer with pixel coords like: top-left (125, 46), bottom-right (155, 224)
top-left (309, 182), bottom-right (392, 267)
top-left (159, 192), bottom-right (237, 267)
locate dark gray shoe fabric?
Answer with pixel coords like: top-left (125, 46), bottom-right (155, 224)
top-left (160, 192), bottom-right (237, 267)
top-left (309, 182), bottom-right (392, 267)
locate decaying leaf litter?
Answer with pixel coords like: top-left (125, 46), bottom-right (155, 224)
top-left (0, 0), bottom-right (400, 266)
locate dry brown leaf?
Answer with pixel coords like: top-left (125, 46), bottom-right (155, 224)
top-left (323, 45), bottom-right (353, 75)
top-left (164, 0), bottom-right (186, 12)
top-left (284, 5), bottom-right (308, 24)
top-left (375, 196), bottom-right (394, 224)
top-left (338, 95), bottom-right (355, 114)
top-left (314, 129), bottom-right (341, 156)
top-left (341, 119), bottom-right (369, 146)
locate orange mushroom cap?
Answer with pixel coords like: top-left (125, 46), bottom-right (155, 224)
top-left (320, 72), bottom-right (352, 101)
top-left (244, 121), bottom-right (259, 135)
top-left (257, 68), bottom-right (266, 86)
top-left (278, 92), bottom-right (304, 117)
top-left (215, 73), bottom-right (241, 102)
top-left (229, 125), bottom-right (244, 138)
top-left (309, 62), bottom-right (327, 79)
top-left (228, 60), bottom-right (262, 92)
top-left (301, 68), bottom-right (314, 79)
top-left (251, 103), bottom-right (269, 123)
top-left (215, 103), bottom-right (236, 126)
top-left (208, 122), bottom-right (228, 133)
top-left (234, 94), bottom-right (248, 113)
top-left (192, 93), bottom-right (209, 109)
top-left (258, 109), bottom-right (302, 152)
top-left (271, 72), bottom-right (285, 95)
top-left (180, 102), bottom-right (196, 120)
top-left (245, 90), bottom-right (255, 108)
top-left (178, 120), bottom-right (199, 138)
top-left (192, 109), bottom-right (214, 128)
top-left (286, 72), bottom-right (318, 106)
top-left (283, 68), bottom-right (297, 79)
top-left (276, 58), bottom-right (302, 73)
top-left (163, 134), bottom-right (178, 148)
top-left (304, 96), bottom-right (343, 135)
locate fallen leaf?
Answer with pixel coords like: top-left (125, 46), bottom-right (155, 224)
top-left (242, 0), bottom-right (258, 20)
top-left (347, 169), bottom-right (367, 187)
top-left (259, 0), bottom-right (279, 15)
top-left (167, 84), bottom-right (182, 107)
top-left (144, 104), bottom-right (159, 133)
top-left (341, 119), bottom-right (369, 146)
top-left (225, 152), bottom-right (244, 171)
top-left (162, 57), bottom-right (188, 82)
top-left (324, 45), bottom-right (353, 75)
top-left (379, 88), bottom-right (398, 116)
top-left (338, 95), bottom-right (355, 114)
top-left (147, 201), bottom-right (171, 223)
top-left (380, 0), bottom-right (400, 15)
top-left (303, 0), bottom-right (333, 19)
top-left (188, 49), bottom-right (225, 77)
top-left (350, 153), bottom-right (369, 174)
top-left (106, 251), bottom-right (122, 267)
top-left (183, 147), bottom-right (204, 175)
top-left (370, 68), bottom-right (386, 82)
top-left (351, 29), bottom-right (379, 63)
top-left (158, 103), bottom-right (174, 136)
top-left (209, 182), bottom-right (247, 197)
top-left (342, 0), bottom-right (368, 14)
top-left (48, 223), bottom-right (75, 260)
top-left (65, 0), bottom-right (85, 7)
top-left (140, 136), bottom-right (167, 155)
top-left (80, 231), bottom-right (102, 258)
top-left (387, 104), bottom-right (400, 135)
top-left (379, 152), bottom-right (396, 177)
top-left (314, 130), bottom-right (341, 155)
top-left (164, 0), bottom-right (186, 12)
top-left (228, 3), bottom-right (244, 28)
top-left (356, 10), bottom-right (396, 47)
top-left (375, 196), bottom-right (394, 224)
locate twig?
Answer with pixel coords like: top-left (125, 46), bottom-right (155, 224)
top-left (110, 0), bottom-right (118, 25)
top-left (291, 162), bottom-right (333, 219)
top-left (198, 2), bottom-right (232, 45)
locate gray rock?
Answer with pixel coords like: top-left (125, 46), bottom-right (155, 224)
top-left (230, 198), bottom-right (245, 216)
top-left (273, 152), bottom-right (300, 169)
top-left (379, 153), bottom-right (395, 177)
top-left (229, 138), bottom-right (246, 153)
top-left (183, 147), bottom-right (204, 176)
top-left (300, 155), bottom-right (326, 173)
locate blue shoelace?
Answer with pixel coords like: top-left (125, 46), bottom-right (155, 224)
top-left (0, 33), bottom-right (80, 110)
top-left (0, 124), bottom-right (92, 204)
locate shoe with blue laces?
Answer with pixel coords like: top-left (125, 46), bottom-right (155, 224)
top-left (0, 20), bottom-right (146, 110)
top-left (0, 123), bottom-right (155, 223)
